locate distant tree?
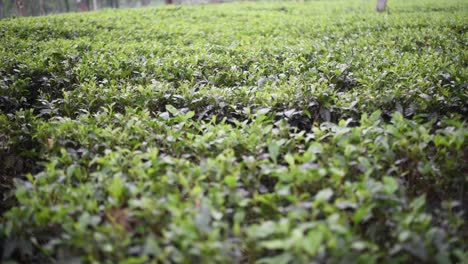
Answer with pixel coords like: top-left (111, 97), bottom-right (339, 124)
top-left (64, 0), bottom-right (70, 12)
top-left (140, 0), bottom-right (150, 6)
top-left (165, 0), bottom-right (172, 4)
top-left (39, 0), bottom-right (45, 15)
top-left (376, 0), bottom-right (387, 12)
top-left (108, 0), bottom-right (119, 8)
top-left (0, 0), bottom-right (4, 18)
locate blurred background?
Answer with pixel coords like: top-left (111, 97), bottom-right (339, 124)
top-left (0, 0), bottom-right (231, 18)
top-left (0, 0), bottom-right (390, 19)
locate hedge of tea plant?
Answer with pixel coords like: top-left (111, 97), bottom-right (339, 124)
top-left (0, 0), bottom-right (467, 263)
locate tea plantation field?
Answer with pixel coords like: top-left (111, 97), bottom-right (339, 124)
top-left (0, 0), bottom-right (467, 262)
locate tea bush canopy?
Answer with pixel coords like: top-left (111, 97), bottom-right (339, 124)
top-left (0, 0), bottom-right (467, 263)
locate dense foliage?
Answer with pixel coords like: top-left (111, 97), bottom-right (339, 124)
top-left (1, 0), bottom-right (467, 262)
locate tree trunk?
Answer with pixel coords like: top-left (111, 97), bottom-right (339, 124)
top-left (64, 0), bottom-right (70, 12)
top-left (108, 0), bottom-right (118, 8)
top-left (0, 0), bottom-right (4, 18)
top-left (39, 0), bottom-right (45, 15)
top-left (93, 0), bottom-right (97, 10)
top-left (165, 0), bottom-right (172, 4)
top-left (376, 0), bottom-right (387, 12)
top-left (141, 0), bottom-right (150, 6)
top-left (15, 0), bottom-right (25, 16)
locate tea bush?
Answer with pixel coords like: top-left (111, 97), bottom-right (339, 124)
top-left (0, 0), bottom-right (467, 263)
